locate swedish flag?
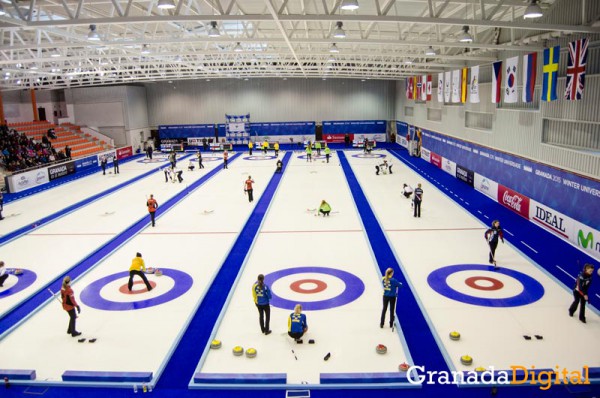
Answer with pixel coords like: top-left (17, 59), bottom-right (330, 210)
top-left (542, 46), bottom-right (560, 102)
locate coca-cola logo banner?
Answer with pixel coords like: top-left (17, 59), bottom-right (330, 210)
top-left (498, 185), bottom-right (530, 219)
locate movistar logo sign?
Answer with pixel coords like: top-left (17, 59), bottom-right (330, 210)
top-left (578, 230), bottom-right (599, 252)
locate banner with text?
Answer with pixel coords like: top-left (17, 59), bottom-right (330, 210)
top-left (417, 128), bottom-right (600, 230)
top-left (159, 124), bottom-right (216, 139)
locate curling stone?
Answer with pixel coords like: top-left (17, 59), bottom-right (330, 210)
top-left (460, 355), bottom-right (473, 366)
top-left (210, 339), bottom-right (222, 349)
top-left (144, 267), bottom-right (155, 274)
top-left (475, 367), bottom-right (486, 372)
top-left (398, 362), bottom-right (410, 372)
top-left (376, 344), bottom-right (387, 354)
top-left (449, 331), bottom-right (461, 341)
top-left (14, 269), bottom-right (23, 275)
top-left (246, 348), bottom-right (257, 358)
top-left (155, 269), bottom-right (163, 277)
top-left (232, 346), bottom-right (244, 356)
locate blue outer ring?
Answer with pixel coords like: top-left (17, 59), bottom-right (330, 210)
top-left (0, 269), bottom-right (37, 298)
top-left (243, 155), bottom-right (277, 160)
top-left (427, 264), bottom-right (545, 307)
top-left (80, 268), bottom-right (193, 311)
top-left (266, 267), bottom-right (365, 311)
top-left (352, 153), bottom-right (386, 159)
top-left (136, 158), bottom-right (168, 164)
top-left (199, 157), bottom-right (222, 162)
top-left (297, 155), bottom-right (326, 160)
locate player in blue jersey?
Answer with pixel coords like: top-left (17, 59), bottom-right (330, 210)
top-left (252, 274), bottom-right (272, 335)
top-left (380, 268), bottom-right (402, 329)
top-left (288, 304), bottom-right (308, 343)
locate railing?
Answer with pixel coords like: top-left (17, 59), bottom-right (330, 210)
top-left (3, 157), bottom-right (74, 177)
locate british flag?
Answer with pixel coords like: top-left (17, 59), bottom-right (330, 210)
top-left (564, 38), bottom-right (588, 101)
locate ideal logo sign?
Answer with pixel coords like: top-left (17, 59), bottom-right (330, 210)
top-left (530, 201), bottom-right (570, 239)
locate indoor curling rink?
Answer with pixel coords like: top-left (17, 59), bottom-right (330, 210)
top-left (0, 148), bottom-right (597, 393)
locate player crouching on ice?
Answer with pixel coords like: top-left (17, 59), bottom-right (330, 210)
top-left (375, 160), bottom-right (392, 175)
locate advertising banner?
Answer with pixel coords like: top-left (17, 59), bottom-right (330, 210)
top-left (455, 164), bottom-right (474, 187)
top-left (418, 127), bottom-right (600, 230)
top-left (570, 220), bottom-right (600, 261)
top-left (6, 168), bottom-right (49, 193)
top-left (396, 121), bottom-right (408, 139)
top-left (442, 157), bottom-right (457, 177)
top-left (323, 133), bottom-right (351, 143)
top-left (48, 161), bottom-right (76, 181)
top-left (530, 199), bottom-right (571, 240)
top-left (159, 124), bottom-right (215, 139)
top-left (116, 146), bottom-right (133, 160)
top-left (75, 155), bottom-right (98, 170)
top-left (322, 120), bottom-right (386, 137)
top-left (498, 184), bottom-right (530, 219)
top-left (420, 147), bottom-right (431, 162)
top-left (474, 173), bottom-right (498, 200)
top-left (250, 121), bottom-right (315, 137)
top-left (399, 136), bottom-right (408, 148)
top-left (430, 152), bottom-right (442, 168)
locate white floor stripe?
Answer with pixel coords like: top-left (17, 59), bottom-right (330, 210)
top-left (521, 241), bottom-right (538, 253)
top-left (503, 229), bottom-right (514, 236)
top-left (556, 266), bottom-right (576, 281)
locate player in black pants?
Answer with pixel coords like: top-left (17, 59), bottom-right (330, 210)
top-left (484, 220), bottom-right (504, 267)
top-left (569, 263), bottom-right (594, 323)
top-left (413, 183), bottom-right (423, 217)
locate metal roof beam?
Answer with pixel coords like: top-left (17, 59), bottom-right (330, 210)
top-left (9, 14), bottom-right (598, 34)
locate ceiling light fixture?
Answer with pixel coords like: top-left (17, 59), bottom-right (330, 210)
top-left (458, 25), bottom-right (473, 43)
top-left (425, 46), bottom-right (437, 56)
top-left (333, 22), bottom-right (346, 39)
top-left (157, 0), bottom-right (176, 9)
top-left (208, 21), bottom-right (220, 37)
top-left (340, 0), bottom-right (359, 11)
top-left (0, 3), bottom-right (7, 16)
top-left (329, 43), bottom-right (339, 53)
top-left (327, 55), bottom-right (336, 63)
top-left (234, 42), bottom-right (243, 52)
top-left (141, 45), bottom-right (150, 55)
top-left (87, 24), bottom-right (101, 41)
top-left (524, 0), bottom-right (543, 19)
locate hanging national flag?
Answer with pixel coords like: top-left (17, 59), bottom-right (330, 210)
top-left (522, 52), bottom-right (537, 102)
top-left (437, 73), bottom-right (444, 102)
top-left (406, 77), bottom-right (412, 99)
top-left (542, 46), bottom-right (560, 102)
top-left (451, 70), bottom-right (461, 103)
top-left (504, 56), bottom-right (518, 103)
top-left (420, 75), bottom-right (427, 101)
top-left (461, 68), bottom-right (468, 103)
top-left (491, 61), bottom-right (502, 103)
top-left (413, 76), bottom-right (418, 100)
top-left (444, 71), bottom-right (451, 103)
top-left (469, 65), bottom-right (480, 103)
top-left (426, 75), bottom-right (432, 101)
top-left (565, 38), bottom-right (588, 101)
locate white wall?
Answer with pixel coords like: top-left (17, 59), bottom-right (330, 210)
top-left (144, 78), bottom-right (395, 125)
